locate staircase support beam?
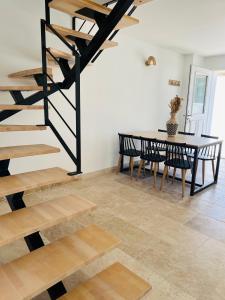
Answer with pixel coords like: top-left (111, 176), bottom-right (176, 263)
top-left (63, 0), bottom-right (134, 88)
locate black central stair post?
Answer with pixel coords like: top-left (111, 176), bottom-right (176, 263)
top-left (41, 18), bottom-right (50, 126)
top-left (74, 51), bottom-right (81, 174)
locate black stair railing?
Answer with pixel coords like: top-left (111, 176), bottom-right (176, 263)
top-left (41, 0), bottom-right (135, 174)
top-left (0, 0), bottom-right (136, 175)
top-left (41, 19), bottom-right (81, 174)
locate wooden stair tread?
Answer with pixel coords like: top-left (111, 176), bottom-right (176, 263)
top-left (0, 225), bottom-right (120, 300)
top-left (47, 48), bottom-right (92, 66)
top-left (0, 85), bottom-right (45, 91)
top-left (60, 262), bottom-right (152, 300)
top-left (47, 47), bottom-right (74, 62)
top-left (49, 0), bottom-right (139, 30)
top-left (0, 144), bottom-right (60, 160)
top-left (0, 194), bottom-right (96, 248)
top-left (0, 125), bottom-right (46, 132)
top-left (0, 167), bottom-right (74, 197)
top-left (0, 105), bottom-right (44, 111)
top-left (8, 67), bottom-right (53, 79)
top-left (48, 24), bottom-right (118, 49)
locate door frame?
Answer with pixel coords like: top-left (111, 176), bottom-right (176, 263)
top-left (184, 64), bottom-right (216, 135)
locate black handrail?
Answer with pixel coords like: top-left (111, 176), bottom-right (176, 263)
top-left (45, 22), bottom-right (75, 53)
top-left (41, 18), bottom-right (81, 173)
top-left (45, 73), bottom-right (76, 111)
top-left (78, 20), bottom-right (87, 31)
top-left (47, 98), bottom-right (77, 138)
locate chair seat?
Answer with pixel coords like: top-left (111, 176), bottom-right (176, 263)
top-left (120, 149), bottom-right (141, 157)
top-left (141, 154), bottom-right (166, 163)
top-left (165, 159), bottom-right (193, 169)
top-left (188, 153), bottom-right (215, 161)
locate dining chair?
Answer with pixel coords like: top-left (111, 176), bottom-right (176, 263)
top-left (117, 134), bottom-right (141, 177)
top-left (198, 134), bottom-right (219, 184)
top-left (160, 142), bottom-right (193, 197)
top-left (178, 131), bottom-right (195, 136)
top-left (138, 138), bottom-right (166, 187)
top-left (156, 129), bottom-right (167, 152)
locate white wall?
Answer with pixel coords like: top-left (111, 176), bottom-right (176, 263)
top-left (0, 1), bottom-right (184, 174)
top-left (204, 55), bottom-right (225, 70)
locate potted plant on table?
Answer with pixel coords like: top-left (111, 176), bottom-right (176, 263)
top-left (166, 95), bottom-right (183, 137)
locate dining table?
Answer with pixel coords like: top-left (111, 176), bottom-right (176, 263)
top-left (119, 131), bottom-right (223, 196)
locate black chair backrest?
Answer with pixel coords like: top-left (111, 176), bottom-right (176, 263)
top-left (141, 137), bottom-right (164, 157)
top-left (158, 129), bottom-right (167, 133)
top-left (200, 134), bottom-right (219, 158)
top-left (166, 142), bottom-right (192, 169)
top-left (118, 134), bottom-right (139, 155)
top-left (201, 134), bottom-right (219, 140)
top-left (178, 131), bottom-right (195, 136)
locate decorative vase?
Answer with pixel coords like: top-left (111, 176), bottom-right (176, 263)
top-left (166, 113), bottom-right (178, 137)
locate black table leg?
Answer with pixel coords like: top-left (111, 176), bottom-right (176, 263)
top-left (190, 148), bottom-right (198, 196)
top-left (214, 142), bottom-right (222, 183)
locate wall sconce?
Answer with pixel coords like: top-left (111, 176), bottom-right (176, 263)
top-left (145, 56), bottom-right (156, 66)
top-left (169, 80), bottom-right (181, 87)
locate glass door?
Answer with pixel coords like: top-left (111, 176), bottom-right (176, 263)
top-left (185, 65), bottom-right (213, 135)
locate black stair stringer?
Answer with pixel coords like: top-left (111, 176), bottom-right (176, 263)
top-left (0, 83), bottom-right (61, 122)
top-left (62, 0), bottom-right (134, 89)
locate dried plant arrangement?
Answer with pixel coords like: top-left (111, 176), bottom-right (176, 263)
top-left (166, 95), bottom-right (183, 136)
top-left (169, 95), bottom-right (183, 114)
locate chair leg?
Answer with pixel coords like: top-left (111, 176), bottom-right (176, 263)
top-left (172, 167), bottom-right (176, 183)
top-left (130, 157), bottom-right (134, 177)
top-left (211, 160), bottom-right (215, 179)
top-left (137, 159), bottom-right (144, 178)
top-left (150, 162), bottom-right (153, 175)
top-left (160, 165), bottom-right (168, 191)
top-left (202, 160), bottom-right (205, 185)
top-left (117, 154), bottom-right (123, 174)
top-left (166, 166), bottom-right (170, 182)
top-left (143, 161), bottom-right (146, 176)
top-left (153, 162), bottom-right (157, 187)
top-left (181, 169), bottom-right (187, 197)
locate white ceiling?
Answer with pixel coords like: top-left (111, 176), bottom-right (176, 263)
top-left (125, 0), bottom-right (225, 57)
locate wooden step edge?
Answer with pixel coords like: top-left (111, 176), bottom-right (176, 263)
top-left (0, 144), bottom-right (60, 160)
top-left (0, 225), bottom-right (120, 300)
top-left (65, 37), bottom-right (118, 51)
top-left (47, 47), bottom-right (74, 62)
top-left (0, 105), bottom-right (44, 111)
top-left (8, 67), bottom-right (53, 79)
top-left (49, 0), bottom-right (139, 29)
top-left (0, 85), bottom-right (50, 92)
top-left (59, 262), bottom-right (152, 300)
top-left (48, 24), bottom-right (118, 49)
top-left (0, 167), bottom-right (74, 198)
top-left (0, 125), bottom-right (47, 132)
top-left (134, 0), bottom-right (153, 6)
top-left (0, 194), bottom-right (96, 248)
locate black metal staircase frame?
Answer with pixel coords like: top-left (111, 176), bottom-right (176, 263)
top-left (0, 1), bottom-right (137, 297)
top-left (0, 0), bottom-right (136, 176)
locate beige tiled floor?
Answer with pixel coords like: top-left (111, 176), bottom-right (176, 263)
top-left (1, 160), bottom-right (225, 300)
